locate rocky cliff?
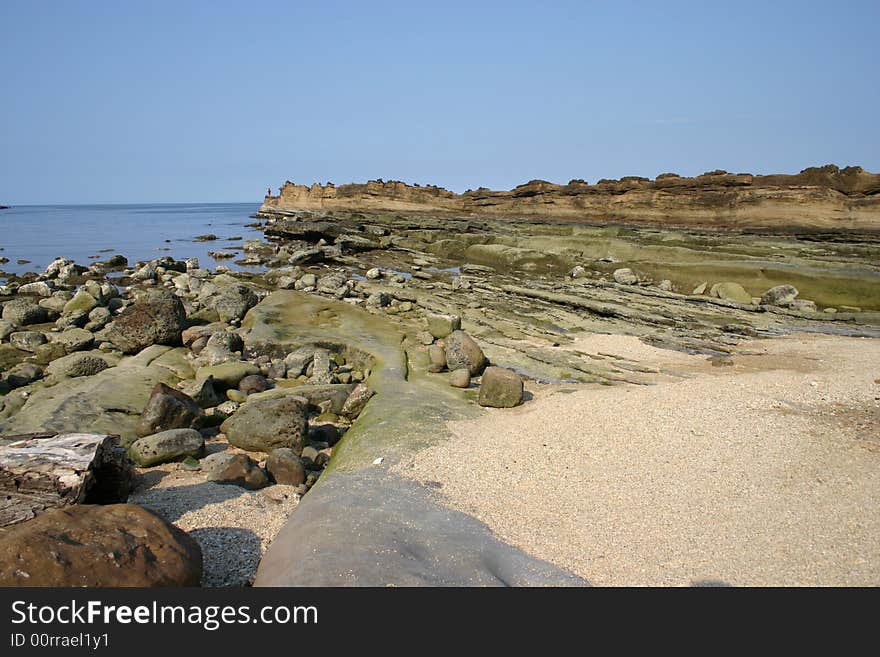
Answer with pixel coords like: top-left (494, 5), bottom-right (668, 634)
top-left (260, 165), bottom-right (880, 232)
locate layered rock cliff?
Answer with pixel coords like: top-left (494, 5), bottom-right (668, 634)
top-left (260, 165), bottom-right (880, 232)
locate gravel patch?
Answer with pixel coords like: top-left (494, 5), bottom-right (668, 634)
top-left (397, 333), bottom-right (880, 586)
top-left (129, 464), bottom-right (298, 586)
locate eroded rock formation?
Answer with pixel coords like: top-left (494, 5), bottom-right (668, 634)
top-left (261, 165), bottom-right (880, 232)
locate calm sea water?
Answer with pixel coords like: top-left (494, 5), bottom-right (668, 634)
top-left (0, 203), bottom-right (264, 277)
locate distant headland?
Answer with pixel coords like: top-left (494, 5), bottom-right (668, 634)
top-left (261, 164), bottom-right (880, 233)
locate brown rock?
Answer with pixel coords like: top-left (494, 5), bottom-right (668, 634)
top-left (444, 330), bottom-right (488, 376)
top-left (266, 448), bottom-right (306, 486)
top-left (0, 504), bottom-right (202, 586)
top-left (136, 382), bottom-right (205, 438)
top-left (106, 290), bottom-right (186, 354)
top-left (478, 366), bottom-right (524, 408)
top-left (449, 368), bottom-right (471, 388)
top-left (220, 395), bottom-right (308, 453)
top-left (340, 383), bottom-right (375, 419)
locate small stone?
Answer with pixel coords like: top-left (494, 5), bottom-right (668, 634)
top-left (226, 388), bottom-right (248, 402)
top-left (201, 452), bottom-right (268, 490)
top-left (340, 383), bottom-right (375, 419)
top-left (365, 267), bottom-right (381, 280)
top-left (760, 285), bottom-right (799, 307)
top-left (239, 374), bottom-right (273, 395)
top-left (449, 368), bottom-right (471, 388)
top-left (428, 344), bottom-right (447, 373)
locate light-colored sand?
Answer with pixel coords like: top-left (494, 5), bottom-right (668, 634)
top-left (398, 333), bottom-right (880, 586)
top-left (129, 460), bottom-right (299, 587)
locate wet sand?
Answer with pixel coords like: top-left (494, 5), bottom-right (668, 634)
top-left (399, 333), bottom-right (880, 586)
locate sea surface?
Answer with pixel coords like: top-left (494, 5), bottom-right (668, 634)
top-left (0, 203), bottom-right (263, 277)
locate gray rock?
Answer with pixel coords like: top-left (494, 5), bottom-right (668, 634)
top-left (17, 281), bottom-right (54, 297)
top-left (55, 327), bottom-right (95, 352)
top-left (135, 382), bottom-right (205, 437)
top-left (2, 298), bottom-right (48, 326)
top-left (478, 366), bottom-right (524, 408)
top-left (201, 452), bottom-right (268, 490)
top-left (426, 312), bottom-right (461, 339)
top-left (0, 320), bottom-right (14, 341)
top-left (45, 352), bottom-right (110, 378)
top-left (4, 362), bottom-right (44, 388)
top-left (211, 284), bottom-right (258, 323)
top-left (308, 349), bottom-right (334, 384)
top-left (365, 267), bottom-right (382, 280)
top-left (789, 299), bottom-right (818, 313)
top-left (266, 448), bottom-right (307, 486)
top-left (692, 282), bottom-right (708, 295)
top-left (129, 428), bottom-right (204, 467)
top-left (444, 330), bottom-right (488, 376)
top-left (220, 395), bottom-right (309, 453)
top-left (760, 284), bottom-right (799, 307)
top-left (569, 265), bottom-right (587, 279)
top-left (239, 374), bottom-right (273, 395)
top-left (366, 291), bottom-right (391, 308)
top-left (612, 268), bottom-right (638, 285)
top-left (9, 331), bottom-right (47, 353)
top-left (85, 306), bottom-right (112, 331)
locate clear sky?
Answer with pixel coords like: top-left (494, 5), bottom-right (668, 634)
top-left (1, 0), bottom-right (878, 204)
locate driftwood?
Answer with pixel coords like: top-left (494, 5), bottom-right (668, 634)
top-left (0, 433), bottom-right (132, 528)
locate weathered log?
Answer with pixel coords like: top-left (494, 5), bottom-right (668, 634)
top-left (0, 433), bottom-right (132, 528)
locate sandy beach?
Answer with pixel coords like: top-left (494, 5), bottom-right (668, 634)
top-left (399, 333), bottom-right (880, 586)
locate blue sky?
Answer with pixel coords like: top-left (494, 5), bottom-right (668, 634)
top-left (1, 0), bottom-right (878, 204)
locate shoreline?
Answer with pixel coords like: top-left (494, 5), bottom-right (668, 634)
top-left (2, 204), bottom-right (880, 586)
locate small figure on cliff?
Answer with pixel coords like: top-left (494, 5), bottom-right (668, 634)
top-left (266, 187), bottom-right (272, 197)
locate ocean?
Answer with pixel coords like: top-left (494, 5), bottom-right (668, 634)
top-left (0, 203), bottom-right (264, 277)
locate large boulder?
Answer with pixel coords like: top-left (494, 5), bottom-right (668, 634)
top-left (0, 504), bottom-right (202, 586)
top-left (444, 330), bottom-right (488, 376)
top-left (220, 395), bottom-right (308, 454)
top-left (106, 291), bottom-right (186, 354)
top-left (760, 285), bottom-right (799, 307)
top-left (210, 284), bottom-right (258, 323)
top-left (55, 327), bottom-right (95, 352)
top-left (129, 428), bottom-right (204, 467)
top-left (63, 289), bottom-right (98, 316)
top-left (478, 366), bottom-right (524, 408)
top-left (1, 298), bottom-right (48, 326)
top-left (9, 331), bottom-right (47, 353)
top-left (136, 382), bottom-right (204, 438)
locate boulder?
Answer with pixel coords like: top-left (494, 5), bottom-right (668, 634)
top-left (106, 291), bottom-right (186, 354)
top-left (16, 281), bottom-right (53, 297)
top-left (211, 284), bottom-right (258, 323)
top-left (45, 352), bottom-right (110, 378)
top-left (201, 453), bottom-right (268, 490)
top-left (760, 285), bottom-right (799, 307)
top-left (444, 330), bottom-right (488, 376)
top-left (0, 504), bottom-right (202, 586)
top-left (129, 428), bottom-right (205, 467)
top-left (709, 282), bottom-right (753, 304)
top-left (612, 268), bottom-right (638, 285)
top-left (478, 366), bottom-right (524, 408)
top-left (55, 327), bottom-right (95, 352)
top-left (63, 289), bottom-right (98, 316)
top-left (426, 313), bottom-right (461, 339)
top-left (135, 382), bottom-right (205, 437)
top-left (220, 395), bottom-right (309, 453)
top-left (1, 298), bottom-right (48, 326)
top-left (266, 448), bottom-right (307, 486)
top-left (9, 331), bottom-right (47, 353)
top-left (4, 362), bottom-right (43, 388)
top-left (239, 374), bottom-right (273, 395)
